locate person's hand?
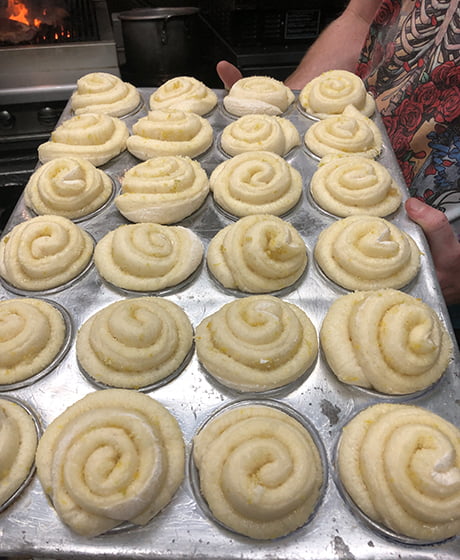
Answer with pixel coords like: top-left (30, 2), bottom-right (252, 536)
top-left (216, 60), bottom-right (243, 89)
top-left (405, 197), bottom-right (460, 304)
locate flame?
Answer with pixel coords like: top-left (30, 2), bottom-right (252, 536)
top-left (7, 0), bottom-right (44, 28)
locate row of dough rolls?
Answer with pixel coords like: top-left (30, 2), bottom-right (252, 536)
top-left (22, 151), bottom-right (402, 226)
top-left (3, 392), bottom-right (459, 543)
top-left (1, 288), bottom-right (451, 397)
top-left (69, 71), bottom-right (374, 121)
top-left (0, 210), bottom-right (421, 293)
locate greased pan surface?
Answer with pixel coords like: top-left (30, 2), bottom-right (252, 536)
top-left (0, 89), bottom-right (458, 559)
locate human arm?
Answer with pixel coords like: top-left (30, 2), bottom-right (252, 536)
top-left (216, 0), bottom-right (382, 90)
top-left (284, 0), bottom-right (383, 89)
top-left (405, 197), bottom-right (460, 305)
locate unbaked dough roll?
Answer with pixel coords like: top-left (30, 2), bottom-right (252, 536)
top-left (193, 403), bottom-right (323, 539)
top-left (94, 223), bottom-right (203, 292)
top-left (0, 298), bottom-right (66, 385)
top-left (0, 215), bottom-right (94, 292)
top-left (221, 114), bottom-right (300, 157)
top-left (24, 157), bottom-right (113, 219)
top-left (77, 297), bottom-right (193, 389)
top-left (320, 289), bottom-right (452, 394)
top-left (35, 389), bottom-right (185, 537)
top-left (310, 155), bottom-right (402, 217)
top-left (210, 151), bottom-right (302, 217)
top-left (0, 398), bottom-right (38, 508)
top-left (223, 76), bottom-right (295, 117)
top-left (207, 214), bottom-right (307, 293)
top-left (314, 215), bottom-right (421, 290)
top-left (299, 70), bottom-right (375, 119)
top-left (71, 72), bottom-right (141, 117)
top-left (115, 156), bottom-right (209, 224)
top-left (195, 295), bottom-right (318, 391)
top-left (338, 403), bottom-right (460, 541)
top-left (127, 110), bottom-right (213, 160)
top-left (149, 76), bottom-right (217, 116)
top-left (38, 113), bottom-right (129, 167)
top-left (304, 105), bottom-right (382, 159)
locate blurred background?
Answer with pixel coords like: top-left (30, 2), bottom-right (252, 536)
top-left (0, 0), bottom-right (346, 231)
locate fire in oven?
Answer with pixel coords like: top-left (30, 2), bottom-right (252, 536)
top-left (0, 0), bottom-right (119, 233)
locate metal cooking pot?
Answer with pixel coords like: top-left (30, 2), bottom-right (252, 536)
top-left (118, 7), bottom-right (201, 86)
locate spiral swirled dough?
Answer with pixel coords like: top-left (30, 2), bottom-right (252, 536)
top-left (115, 156), bottom-right (209, 224)
top-left (0, 215), bottom-right (93, 291)
top-left (314, 215), bottom-right (421, 290)
top-left (94, 223), bottom-right (203, 292)
top-left (207, 214), bottom-right (307, 293)
top-left (310, 155), bottom-right (402, 217)
top-left (338, 403), bottom-right (460, 541)
top-left (0, 298), bottom-right (66, 385)
top-left (70, 72), bottom-right (141, 117)
top-left (223, 76), bottom-right (295, 117)
top-left (24, 157), bottom-right (113, 219)
top-left (195, 295), bottom-right (318, 391)
top-left (0, 398), bottom-right (38, 507)
top-left (299, 69), bottom-right (375, 119)
top-left (221, 114), bottom-right (300, 157)
top-left (193, 404), bottom-right (323, 539)
top-left (38, 113), bottom-right (129, 167)
top-left (35, 389), bottom-right (185, 537)
top-left (210, 151), bottom-right (302, 217)
top-left (149, 76), bottom-right (217, 116)
top-left (304, 105), bottom-right (382, 159)
top-left (77, 297), bottom-right (193, 389)
top-left (127, 109), bottom-right (213, 160)
top-left (320, 289), bottom-right (453, 394)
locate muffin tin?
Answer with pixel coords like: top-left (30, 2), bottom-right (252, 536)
top-left (0, 88), bottom-right (458, 559)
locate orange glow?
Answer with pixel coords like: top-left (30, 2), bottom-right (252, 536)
top-left (7, 0), bottom-right (45, 28)
top-left (7, 0), bottom-right (29, 25)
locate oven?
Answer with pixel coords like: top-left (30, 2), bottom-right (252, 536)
top-left (198, 0), bottom-right (346, 82)
top-left (0, 0), bottom-right (119, 232)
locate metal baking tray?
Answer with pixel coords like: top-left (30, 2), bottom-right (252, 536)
top-left (0, 89), bottom-right (458, 560)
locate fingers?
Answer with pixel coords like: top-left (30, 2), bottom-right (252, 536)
top-left (405, 198), bottom-right (458, 258)
top-left (405, 197), bottom-right (460, 304)
top-left (216, 60), bottom-right (243, 90)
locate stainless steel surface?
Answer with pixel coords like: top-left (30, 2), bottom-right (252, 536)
top-left (0, 89), bottom-right (458, 559)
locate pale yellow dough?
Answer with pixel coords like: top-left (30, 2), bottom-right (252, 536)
top-left (24, 157), bottom-right (113, 219)
top-left (0, 215), bottom-right (94, 291)
top-left (195, 295), bottom-right (318, 391)
top-left (310, 155), bottom-right (402, 217)
top-left (115, 156), bottom-right (209, 224)
top-left (320, 289), bottom-right (452, 394)
top-left (77, 297), bottom-right (193, 389)
top-left (127, 110), bottom-right (213, 160)
top-left (71, 72), bottom-right (141, 117)
top-left (94, 222), bottom-right (203, 292)
top-left (207, 214), bottom-right (307, 293)
top-left (314, 215), bottom-right (420, 290)
top-left (193, 403), bottom-right (323, 539)
top-left (38, 113), bottom-right (129, 167)
top-left (304, 105), bottom-right (382, 159)
top-left (223, 76), bottom-right (295, 117)
top-left (35, 389), bottom-right (185, 537)
top-left (210, 151), bottom-right (302, 217)
top-left (0, 398), bottom-right (38, 508)
top-left (0, 298), bottom-right (66, 385)
top-left (299, 70), bottom-right (375, 119)
top-left (338, 403), bottom-right (460, 541)
top-left (221, 114), bottom-right (300, 157)
top-left (149, 76), bottom-right (217, 116)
